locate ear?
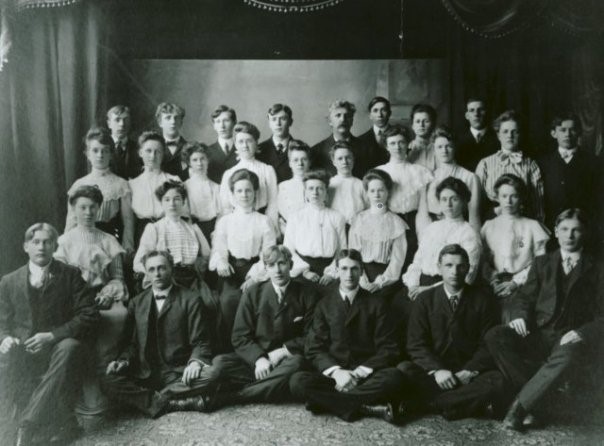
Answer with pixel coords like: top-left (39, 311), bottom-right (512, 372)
top-left (550, 129), bottom-right (557, 139)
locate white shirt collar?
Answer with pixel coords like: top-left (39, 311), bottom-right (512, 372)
top-left (339, 287), bottom-right (360, 303)
top-left (218, 137), bottom-right (233, 151)
top-left (271, 280), bottom-right (290, 298)
top-left (152, 285), bottom-right (173, 297)
top-left (469, 127), bottom-right (485, 139)
top-left (560, 249), bottom-right (582, 263)
top-left (272, 135), bottom-right (290, 147)
top-left (443, 284), bottom-right (463, 300)
top-left (373, 125), bottom-right (388, 137)
top-left (29, 260), bottom-right (51, 277)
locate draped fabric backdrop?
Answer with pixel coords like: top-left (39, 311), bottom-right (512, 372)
top-left (0, 2), bottom-right (108, 274)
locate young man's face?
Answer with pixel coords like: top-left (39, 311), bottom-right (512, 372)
top-left (268, 110), bottom-right (292, 139)
top-left (328, 107), bottom-right (354, 137)
top-left (266, 255), bottom-right (292, 287)
top-left (24, 230), bottom-right (57, 267)
top-left (145, 255), bottom-right (173, 291)
top-left (551, 120), bottom-right (579, 150)
top-left (465, 101), bottom-right (486, 130)
top-left (288, 150), bottom-right (310, 177)
top-left (337, 257), bottom-right (362, 292)
top-left (369, 102), bottom-right (391, 128)
top-left (158, 112), bottom-right (183, 139)
top-left (438, 253), bottom-right (469, 290)
top-left (555, 218), bottom-right (585, 253)
top-left (212, 111), bottom-right (235, 140)
top-left (107, 112), bottom-right (131, 139)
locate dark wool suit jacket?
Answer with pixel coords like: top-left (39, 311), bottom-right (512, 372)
top-left (0, 260), bottom-right (98, 344)
top-left (118, 284), bottom-right (212, 379)
top-left (455, 127), bottom-right (499, 172)
top-left (111, 138), bottom-right (143, 180)
top-left (406, 284), bottom-right (498, 373)
top-left (310, 134), bottom-right (369, 179)
top-left (231, 280), bottom-right (320, 366)
top-left (508, 251), bottom-right (604, 341)
top-left (257, 138), bottom-right (292, 183)
top-left (305, 288), bottom-right (400, 372)
top-left (358, 128), bottom-right (389, 170)
top-left (206, 141), bottom-right (238, 184)
top-left (537, 150), bottom-right (599, 229)
top-left (162, 135), bottom-right (188, 180)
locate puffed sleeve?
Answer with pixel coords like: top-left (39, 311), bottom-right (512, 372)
top-left (209, 215), bottom-right (230, 271)
top-left (133, 223), bottom-right (158, 273)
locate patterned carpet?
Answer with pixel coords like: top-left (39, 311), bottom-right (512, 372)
top-left (65, 403), bottom-right (604, 446)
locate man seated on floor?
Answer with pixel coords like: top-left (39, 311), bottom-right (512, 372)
top-left (485, 208), bottom-right (604, 431)
top-left (289, 249), bottom-right (404, 423)
top-left (0, 223), bottom-right (99, 446)
top-left (209, 245), bottom-right (320, 408)
top-left (102, 250), bottom-right (219, 418)
top-left (398, 244), bottom-right (504, 421)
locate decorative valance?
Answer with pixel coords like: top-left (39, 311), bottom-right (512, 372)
top-left (242, 0), bottom-right (344, 13)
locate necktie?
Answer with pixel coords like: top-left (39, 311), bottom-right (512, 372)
top-left (450, 295), bottom-right (459, 311)
top-left (475, 133), bottom-right (483, 143)
top-left (276, 288), bottom-right (283, 305)
top-left (224, 143), bottom-right (231, 155)
top-left (559, 149), bottom-right (576, 164)
top-left (277, 143), bottom-right (284, 154)
top-left (344, 296), bottom-right (351, 310)
top-left (154, 294), bottom-right (166, 301)
top-left (563, 256), bottom-right (576, 275)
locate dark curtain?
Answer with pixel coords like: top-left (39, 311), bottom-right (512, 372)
top-left (0, 2), bottom-right (108, 275)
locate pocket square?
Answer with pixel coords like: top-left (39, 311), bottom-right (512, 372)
top-left (293, 316), bottom-right (303, 323)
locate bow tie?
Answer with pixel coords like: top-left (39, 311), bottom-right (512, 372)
top-left (153, 293), bottom-right (168, 300)
top-left (498, 151), bottom-right (523, 165)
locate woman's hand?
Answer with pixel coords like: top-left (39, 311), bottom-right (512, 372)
top-left (303, 270), bottom-right (320, 283)
top-left (217, 264), bottom-right (234, 278)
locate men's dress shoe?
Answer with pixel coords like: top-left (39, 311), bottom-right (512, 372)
top-left (523, 413), bottom-right (537, 428)
top-left (149, 392), bottom-right (170, 419)
top-left (165, 395), bottom-right (210, 413)
top-left (15, 427), bottom-right (34, 446)
top-left (304, 401), bottom-right (327, 415)
top-left (503, 399), bottom-right (527, 431)
top-left (359, 402), bottom-right (399, 424)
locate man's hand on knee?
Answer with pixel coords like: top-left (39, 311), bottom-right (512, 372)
top-left (559, 330), bottom-right (582, 346)
top-left (24, 332), bottom-right (55, 354)
top-left (508, 318), bottom-right (529, 337)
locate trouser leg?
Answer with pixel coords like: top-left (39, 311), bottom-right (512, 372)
top-left (100, 374), bottom-right (160, 417)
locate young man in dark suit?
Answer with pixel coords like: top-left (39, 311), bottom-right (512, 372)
top-left (397, 244), bottom-right (504, 420)
top-left (485, 209), bottom-right (604, 431)
top-left (156, 102), bottom-right (188, 180)
top-left (206, 104), bottom-right (238, 183)
top-left (210, 245), bottom-right (319, 408)
top-left (537, 114), bottom-right (599, 230)
top-left (358, 96), bottom-right (391, 170)
top-left (456, 98), bottom-right (499, 171)
top-left (107, 105), bottom-right (142, 179)
top-left (102, 250), bottom-right (219, 418)
top-left (256, 104), bottom-right (295, 183)
top-left (0, 223), bottom-right (99, 446)
top-left (289, 249), bottom-right (404, 423)
top-left (311, 100), bottom-right (368, 178)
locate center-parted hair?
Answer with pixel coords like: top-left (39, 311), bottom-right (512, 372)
top-left (493, 173), bottom-right (527, 208)
top-left (84, 126), bottom-right (114, 151)
top-left (142, 249), bottom-right (175, 269)
top-left (106, 105), bottom-right (130, 120)
top-left (329, 140), bottom-right (354, 160)
top-left (287, 139), bottom-right (311, 158)
top-left (302, 169), bottom-right (331, 188)
top-left (362, 169), bottom-right (393, 193)
top-left (262, 245), bottom-right (293, 266)
top-left (155, 180), bottom-right (187, 201)
top-left (68, 185), bottom-right (104, 207)
top-left (554, 208), bottom-right (588, 230)
top-left (229, 168), bottom-right (260, 192)
top-left (211, 104), bottom-right (237, 122)
top-left (550, 112), bottom-right (582, 133)
top-left (138, 130), bottom-right (166, 150)
top-left (493, 110), bottom-right (520, 133)
top-left (430, 126), bottom-right (455, 147)
top-left (24, 222), bottom-right (59, 244)
top-left (435, 176), bottom-right (471, 203)
top-left (233, 121), bottom-right (261, 142)
top-left (438, 243), bottom-right (470, 264)
top-left (335, 249), bottom-right (363, 267)
top-left (155, 102), bottom-right (185, 121)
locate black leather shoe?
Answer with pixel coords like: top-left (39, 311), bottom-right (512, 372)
top-left (359, 402), bottom-right (399, 424)
top-left (15, 427), bottom-right (35, 446)
top-left (503, 399), bottom-right (527, 431)
top-left (165, 395), bottom-right (211, 413)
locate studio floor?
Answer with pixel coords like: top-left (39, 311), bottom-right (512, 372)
top-left (69, 403), bottom-right (604, 446)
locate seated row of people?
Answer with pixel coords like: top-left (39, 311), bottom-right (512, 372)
top-left (2, 209), bottom-right (601, 444)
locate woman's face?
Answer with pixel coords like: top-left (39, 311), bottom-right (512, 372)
top-left (497, 120), bottom-right (520, 152)
top-left (439, 188), bottom-right (464, 219)
top-left (497, 184), bottom-right (521, 215)
top-left (189, 152), bottom-right (209, 175)
top-left (366, 179), bottom-right (389, 208)
top-left (73, 197), bottom-right (100, 228)
top-left (139, 140), bottom-right (164, 169)
top-left (234, 132), bottom-right (258, 161)
top-left (304, 179), bottom-right (327, 206)
top-left (161, 188), bottom-right (185, 218)
top-left (86, 140), bottom-right (112, 170)
top-left (412, 112), bottom-right (433, 139)
top-left (433, 136), bottom-right (455, 164)
top-left (288, 150), bottom-right (310, 177)
top-left (385, 135), bottom-right (408, 160)
top-left (232, 179), bottom-right (256, 209)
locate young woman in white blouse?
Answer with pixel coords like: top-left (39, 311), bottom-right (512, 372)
top-left (219, 121), bottom-right (279, 230)
top-left (277, 139), bottom-right (311, 235)
top-left (65, 127), bottom-right (134, 253)
top-left (403, 177), bottom-right (482, 300)
top-left (349, 169), bottom-right (408, 298)
top-left (481, 173), bottom-right (549, 316)
top-left (210, 169), bottom-right (277, 346)
top-left (129, 131), bottom-right (181, 244)
top-left (283, 169), bottom-right (346, 287)
top-left (426, 126), bottom-right (482, 232)
top-left (133, 180), bottom-right (211, 290)
top-left (407, 104), bottom-right (438, 172)
top-left (182, 142), bottom-right (222, 242)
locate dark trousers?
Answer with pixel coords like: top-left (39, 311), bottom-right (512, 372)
top-left (289, 368), bottom-right (404, 421)
top-left (397, 361), bottom-right (505, 419)
top-left (212, 353), bottom-right (305, 406)
top-left (485, 325), bottom-right (587, 412)
top-left (0, 338), bottom-right (86, 428)
top-left (101, 365), bottom-right (219, 418)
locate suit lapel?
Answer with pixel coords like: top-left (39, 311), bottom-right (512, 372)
top-left (157, 289), bottom-right (174, 320)
top-left (274, 283), bottom-right (292, 318)
top-left (566, 254), bottom-right (591, 298)
top-left (345, 293), bottom-right (361, 326)
top-left (139, 290), bottom-right (153, 353)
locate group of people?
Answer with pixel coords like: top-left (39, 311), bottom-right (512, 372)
top-left (0, 95), bottom-right (603, 446)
